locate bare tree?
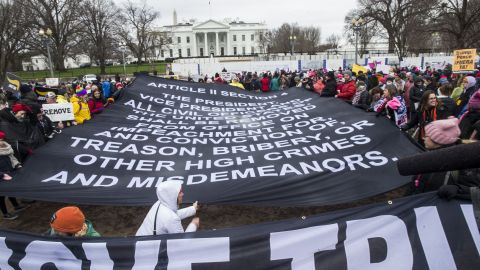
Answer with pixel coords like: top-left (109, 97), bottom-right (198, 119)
top-left (119, 0), bottom-right (160, 64)
top-left (325, 34), bottom-right (341, 54)
top-left (0, 0), bottom-right (29, 80)
top-left (300, 27), bottom-right (321, 54)
top-left (431, 0), bottom-right (480, 49)
top-left (21, 0), bottom-right (84, 71)
top-left (354, 0), bottom-right (432, 60)
top-left (80, 0), bottom-right (120, 74)
top-left (257, 30), bottom-right (274, 55)
top-left (270, 23), bottom-right (301, 55)
top-left (344, 10), bottom-right (377, 57)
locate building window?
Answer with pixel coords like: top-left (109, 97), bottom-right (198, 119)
top-left (177, 37), bottom-right (181, 43)
top-left (187, 48), bottom-right (191, 57)
top-left (220, 35), bottom-right (224, 42)
top-left (169, 49), bottom-right (173, 57)
top-left (251, 34), bottom-right (254, 41)
top-left (242, 35), bottom-right (245, 41)
top-left (221, 47), bottom-right (225, 56)
top-left (233, 35), bottom-right (237, 42)
top-left (233, 47), bottom-right (237, 55)
top-left (251, 47), bottom-right (255, 54)
top-left (161, 50), bottom-right (164, 57)
top-left (242, 47), bottom-right (246, 55)
top-left (187, 36), bottom-right (190, 43)
top-left (200, 48), bottom-right (204, 57)
top-left (178, 49), bottom-right (182, 57)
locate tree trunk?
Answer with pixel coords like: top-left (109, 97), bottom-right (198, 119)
top-left (388, 35), bottom-right (395, 53)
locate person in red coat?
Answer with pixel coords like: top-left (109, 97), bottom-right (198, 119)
top-left (336, 71), bottom-right (357, 101)
top-left (261, 73), bottom-right (270, 92)
top-left (88, 88), bottom-right (105, 114)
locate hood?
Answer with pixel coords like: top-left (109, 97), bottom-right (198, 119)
top-left (156, 180), bottom-right (182, 212)
top-left (0, 108), bottom-right (17, 123)
top-left (464, 76), bottom-right (476, 90)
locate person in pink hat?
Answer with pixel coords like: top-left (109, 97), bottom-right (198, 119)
top-left (406, 117), bottom-right (479, 198)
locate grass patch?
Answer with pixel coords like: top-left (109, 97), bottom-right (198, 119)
top-left (13, 63), bottom-right (167, 81)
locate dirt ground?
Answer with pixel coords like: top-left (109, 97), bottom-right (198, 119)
top-left (0, 187), bottom-right (407, 237)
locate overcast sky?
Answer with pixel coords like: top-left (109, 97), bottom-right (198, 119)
top-left (114, 0), bottom-right (358, 42)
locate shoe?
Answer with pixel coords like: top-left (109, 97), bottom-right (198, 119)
top-left (13, 204), bottom-right (30, 212)
top-left (3, 213), bottom-right (18, 220)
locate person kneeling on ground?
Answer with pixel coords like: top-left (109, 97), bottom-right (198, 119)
top-left (136, 180), bottom-right (200, 236)
top-left (47, 206), bottom-right (100, 237)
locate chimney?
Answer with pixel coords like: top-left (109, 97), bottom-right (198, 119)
top-left (173, 9), bottom-right (178, 25)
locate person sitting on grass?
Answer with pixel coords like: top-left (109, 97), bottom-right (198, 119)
top-left (47, 206), bottom-right (100, 237)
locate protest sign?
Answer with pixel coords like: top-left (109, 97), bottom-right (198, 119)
top-left (45, 78), bottom-right (59, 87)
top-left (42, 103), bottom-right (75, 122)
top-left (352, 64), bottom-right (368, 75)
top-left (2, 72), bottom-right (22, 93)
top-left (453, 49), bottom-right (477, 73)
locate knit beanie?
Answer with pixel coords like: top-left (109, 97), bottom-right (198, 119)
top-left (76, 89), bottom-right (88, 97)
top-left (12, 103), bottom-right (31, 114)
top-left (50, 206), bottom-right (85, 234)
top-left (425, 118), bottom-right (460, 145)
top-left (0, 131), bottom-right (5, 140)
top-left (19, 84), bottom-right (32, 94)
top-left (468, 90), bottom-right (480, 110)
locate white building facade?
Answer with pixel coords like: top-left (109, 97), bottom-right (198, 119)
top-left (156, 19), bottom-right (268, 59)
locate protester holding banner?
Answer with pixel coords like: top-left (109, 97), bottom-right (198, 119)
top-left (136, 180), bottom-right (200, 236)
top-left (88, 88), bottom-right (106, 114)
top-left (70, 89), bottom-right (91, 125)
top-left (320, 71), bottom-right (337, 97)
top-left (455, 76), bottom-right (478, 117)
top-left (270, 72), bottom-right (280, 91)
top-left (351, 81), bottom-right (370, 110)
top-left (260, 73), bottom-right (270, 92)
top-left (402, 90), bottom-right (446, 145)
top-left (459, 90), bottom-right (480, 139)
top-left (47, 206), bottom-right (100, 237)
top-left (229, 77), bottom-right (245, 90)
top-left (408, 77), bottom-right (426, 117)
top-left (335, 71), bottom-right (356, 101)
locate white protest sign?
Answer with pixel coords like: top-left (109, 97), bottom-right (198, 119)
top-left (42, 103), bottom-right (74, 122)
top-left (46, 78), bottom-right (59, 87)
top-left (376, 64), bottom-right (391, 75)
top-left (221, 72), bottom-right (233, 81)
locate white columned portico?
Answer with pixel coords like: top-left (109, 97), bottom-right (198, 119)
top-left (204, 32), bottom-right (208, 57)
top-left (226, 32), bottom-right (230, 56)
top-left (215, 32), bottom-right (220, 56)
top-left (192, 33), bottom-right (198, 57)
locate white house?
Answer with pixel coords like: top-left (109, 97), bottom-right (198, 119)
top-left (155, 17), bottom-right (268, 59)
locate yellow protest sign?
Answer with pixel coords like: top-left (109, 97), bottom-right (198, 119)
top-left (453, 49), bottom-right (477, 72)
top-left (352, 64), bottom-right (368, 75)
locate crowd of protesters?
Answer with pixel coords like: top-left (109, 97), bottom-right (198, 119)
top-left (0, 75), bottom-right (128, 220)
top-left (0, 65), bottom-right (479, 238)
top-left (196, 65), bottom-right (480, 203)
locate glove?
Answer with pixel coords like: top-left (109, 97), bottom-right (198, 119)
top-left (437, 185), bottom-right (459, 200)
top-left (107, 98), bottom-right (115, 104)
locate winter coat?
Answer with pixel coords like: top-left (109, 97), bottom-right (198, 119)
top-left (136, 180), bottom-right (197, 236)
top-left (0, 108), bottom-right (44, 151)
top-left (102, 81), bottom-right (111, 98)
top-left (70, 96), bottom-right (91, 124)
top-left (409, 85), bottom-right (425, 112)
top-left (437, 96), bottom-right (456, 119)
top-left (352, 90), bottom-right (370, 110)
top-left (229, 81), bottom-right (245, 90)
top-left (336, 80), bottom-right (356, 101)
top-left (313, 80), bottom-right (325, 94)
top-left (261, 77), bottom-right (270, 92)
top-left (270, 77), bottom-right (280, 91)
top-left (455, 86), bottom-right (477, 117)
top-left (459, 111), bottom-right (480, 139)
top-left (0, 141), bottom-right (20, 173)
top-left (321, 79), bottom-right (337, 97)
top-left (87, 98), bottom-right (105, 114)
top-left (36, 115), bottom-right (56, 140)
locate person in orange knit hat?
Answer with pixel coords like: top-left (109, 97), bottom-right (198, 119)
top-left (47, 206), bottom-right (100, 237)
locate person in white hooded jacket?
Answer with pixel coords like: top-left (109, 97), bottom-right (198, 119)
top-left (136, 180), bottom-right (199, 236)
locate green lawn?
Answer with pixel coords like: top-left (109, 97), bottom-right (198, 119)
top-left (14, 63), bottom-right (167, 81)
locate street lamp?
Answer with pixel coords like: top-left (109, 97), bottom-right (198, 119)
top-left (351, 17), bottom-right (365, 65)
top-left (289, 35), bottom-right (297, 56)
top-left (38, 28), bottom-right (54, 78)
top-left (119, 42), bottom-right (127, 79)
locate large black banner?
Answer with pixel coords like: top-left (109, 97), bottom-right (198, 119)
top-left (0, 194), bottom-right (479, 269)
top-left (0, 75), bottom-right (422, 206)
